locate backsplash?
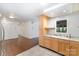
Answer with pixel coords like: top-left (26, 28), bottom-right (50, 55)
top-left (47, 29), bottom-right (55, 35)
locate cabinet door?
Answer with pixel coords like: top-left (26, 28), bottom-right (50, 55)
top-left (58, 39), bottom-right (70, 56)
top-left (63, 40), bottom-right (70, 56)
top-left (70, 41), bottom-right (79, 56)
top-left (58, 39), bottom-right (65, 54)
top-left (44, 37), bottom-right (51, 48)
top-left (39, 37), bottom-right (45, 46)
top-left (50, 38), bottom-right (58, 52)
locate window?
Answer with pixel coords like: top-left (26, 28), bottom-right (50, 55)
top-left (56, 20), bottom-right (67, 33)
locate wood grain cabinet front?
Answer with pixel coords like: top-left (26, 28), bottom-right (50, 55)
top-left (69, 41), bottom-right (79, 56)
top-left (44, 37), bottom-right (51, 48)
top-left (58, 39), bottom-right (79, 56)
top-left (58, 39), bottom-right (70, 56)
top-left (58, 39), bottom-right (64, 54)
top-left (39, 36), bottom-right (79, 56)
top-left (39, 37), bottom-right (45, 47)
top-left (63, 40), bottom-right (70, 56)
top-left (49, 38), bottom-right (58, 52)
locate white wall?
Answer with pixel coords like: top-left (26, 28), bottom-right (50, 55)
top-left (0, 17), bottom-right (39, 40)
top-left (48, 11), bottom-right (79, 37)
top-left (31, 20), bottom-right (39, 38)
top-left (20, 19), bottom-right (39, 38)
top-left (1, 19), bottom-right (20, 40)
top-left (19, 21), bottom-right (31, 38)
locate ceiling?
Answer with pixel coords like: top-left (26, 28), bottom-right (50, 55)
top-left (0, 3), bottom-right (78, 22)
top-left (0, 3), bottom-right (42, 22)
top-left (0, 3), bottom-right (59, 22)
top-left (43, 3), bottom-right (79, 17)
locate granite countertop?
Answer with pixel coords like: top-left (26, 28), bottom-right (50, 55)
top-left (45, 35), bottom-right (79, 42)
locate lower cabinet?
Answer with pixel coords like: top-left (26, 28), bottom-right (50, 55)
top-left (39, 36), bottom-right (58, 52)
top-left (39, 37), bottom-right (45, 47)
top-left (39, 36), bottom-right (79, 56)
top-left (58, 39), bottom-right (79, 56)
top-left (58, 39), bottom-right (70, 56)
top-left (69, 41), bottom-right (79, 56)
top-left (44, 37), bottom-right (51, 48)
top-left (50, 38), bottom-right (58, 52)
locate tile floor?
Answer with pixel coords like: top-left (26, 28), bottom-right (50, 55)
top-left (17, 45), bottom-right (61, 56)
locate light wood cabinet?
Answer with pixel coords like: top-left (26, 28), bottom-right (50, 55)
top-left (44, 37), bottom-right (51, 48)
top-left (69, 41), bottom-right (79, 56)
top-left (58, 39), bottom-right (79, 56)
top-left (39, 15), bottom-right (48, 36)
top-left (39, 37), bottom-right (45, 47)
top-left (58, 39), bottom-right (70, 56)
top-left (39, 36), bottom-right (79, 56)
top-left (63, 40), bottom-right (70, 56)
top-left (39, 15), bottom-right (48, 47)
top-left (58, 39), bottom-right (65, 54)
top-left (44, 37), bottom-right (58, 51)
top-left (50, 37), bottom-right (58, 52)
top-left (39, 36), bottom-right (51, 48)
top-left (39, 37), bottom-right (58, 52)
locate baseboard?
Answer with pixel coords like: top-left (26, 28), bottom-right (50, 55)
top-left (4, 36), bottom-right (39, 41)
top-left (5, 37), bottom-right (18, 41)
top-left (18, 35), bottom-right (31, 39)
top-left (32, 37), bottom-right (39, 40)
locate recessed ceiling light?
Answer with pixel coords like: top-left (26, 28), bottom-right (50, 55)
top-left (63, 10), bottom-right (66, 12)
top-left (9, 15), bottom-right (15, 18)
top-left (0, 14), bottom-right (2, 17)
top-left (9, 13), bottom-right (15, 18)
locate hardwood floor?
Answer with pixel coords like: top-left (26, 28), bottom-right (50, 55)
top-left (0, 37), bottom-right (38, 56)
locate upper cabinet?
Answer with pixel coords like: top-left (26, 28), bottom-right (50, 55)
top-left (39, 15), bottom-right (48, 36)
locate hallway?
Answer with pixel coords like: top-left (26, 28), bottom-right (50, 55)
top-left (17, 45), bottom-right (61, 56)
